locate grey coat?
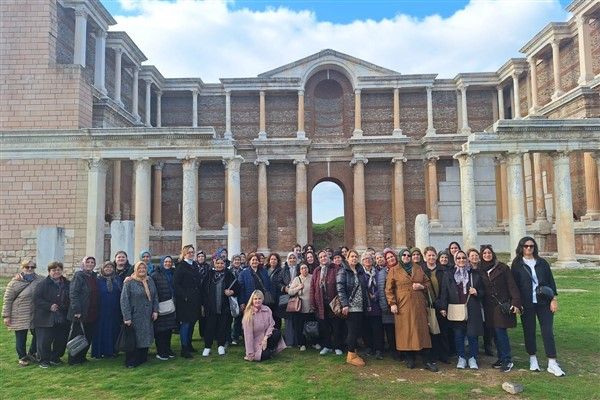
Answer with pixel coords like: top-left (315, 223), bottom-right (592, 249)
top-left (120, 278), bottom-right (159, 348)
top-left (67, 271), bottom-right (99, 322)
top-left (377, 267), bottom-right (395, 325)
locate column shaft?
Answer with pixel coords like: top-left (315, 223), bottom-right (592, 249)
top-left (552, 152), bottom-right (578, 267)
top-left (528, 57), bottom-right (539, 113)
top-left (426, 86), bottom-right (436, 135)
top-left (295, 160), bottom-right (308, 246)
top-left (86, 159), bottom-right (108, 261)
top-left (351, 158), bottom-right (367, 250)
top-left (392, 158), bottom-right (407, 249)
top-left (582, 152), bottom-right (600, 220)
top-left (459, 86), bottom-right (471, 134)
top-left (494, 157), bottom-right (503, 224)
top-left (426, 157), bottom-right (440, 223)
top-left (134, 159), bottom-right (151, 257)
top-left (577, 17), bottom-right (594, 85)
top-left (93, 30), bottom-right (107, 94)
top-left (500, 159), bottom-right (509, 225)
top-left (533, 153), bottom-right (547, 222)
top-left (457, 154), bottom-right (477, 250)
top-left (506, 152), bottom-right (527, 258)
top-left (258, 91), bottom-right (266, 138)
top-left (132, 67), bottom-right (140, 122)
top-left (256, 160), bottom-right (269, 252)
top-left (152, 162), bottom-right (164, 230)
top-left (156, 91), bottom-right (162, 128)
top-left (73, 8), bottom-right (87, 67)
top-left (353, 89), bottom-right (363, 137)
top-left (181, 158), bottom-right (199, 247)
top-left (112, 160), bottom-right (121, 220)
top-left (192, 89), bottom-right (198, 128)
top-left (114, 48), bottom-right (123, 106)
top-left (551, 40), bottom-right (563, 99)
top-left (145, 80), bottom-right (152, 126)
top-left (226, 157), bottom-right (243, 256)
top-left (297, 90), bottom-right (305, 138)
top-left (224, 90), bottom-right (232, 138)
top-left (512, 73), bottom-right (521, 119)
top-left (497, 86), bottom-right (505, 120)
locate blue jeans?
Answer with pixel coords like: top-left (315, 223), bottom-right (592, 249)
top-left (180, 321), bottom-right (196, 347)
top-left (15, 329), bottom-right (37, 359)
top-left (453, 328), bottom-right (478, 359)
top-left (494, 327), bottom-right (512, 362)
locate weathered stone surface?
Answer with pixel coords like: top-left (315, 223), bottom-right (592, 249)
top-left (502, 381), bottom-right (524, 395)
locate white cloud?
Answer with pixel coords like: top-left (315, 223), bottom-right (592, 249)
top-left (312, 181), bottom-right (344, 224)
top-left (110, 0), bottom-right (569, 82)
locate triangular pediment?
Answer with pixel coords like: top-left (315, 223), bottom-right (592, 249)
top-left (258, 49), bottom-right (400, 79)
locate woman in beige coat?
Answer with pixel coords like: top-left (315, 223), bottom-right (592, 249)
top-left (384, 249), bottom-right (438, 372)
top-left (2, 259), bottom-right (45, 366)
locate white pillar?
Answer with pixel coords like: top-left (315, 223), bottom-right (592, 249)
top-left (113, 47), bottom-right (123, 107)
top-left (93, 29), bottom-right (107, 95)
top-left (145, 79), bottom-right (152, 126)
top-left (258, 91), bottom-right (266, 139)
top-left (156, 91), bottom-right (162, 128)
top-left (497, 86), bottom-right (505, 120)
top-left (297, 90), bottom-right (306, 139)
top-left (353, 89), bottom-right (363, 137)
top-left (132, 67), bottom-right (140, 122)
top-left (255, 159), bottom-right (270, 253)
top-left (351, 157), bottom-right (368, 251)
top-left (459, 85), bottom-right (471, 134)
top-left (551, 39), bottom-right (563, 100)
top-left (226, 157), bottom-right (243, 256)
top-left (192, 89), bottom-right (198, 128)
top-left (426, 156), bottom-right (440, 225)
top-left (73, 8), bottom-right (88, 67)
top-left (425, 86), bottom-right (436, 135)
top-left (528, 57), bottom-right (539, 114)
top-left (86, 158), bottom-right (108, 261)
top-left (552, 151), bottom-right (579, 267)
top-left (577, 16), bottom-right (594, 85)
top-left (392, 157), bottom-right (407, 249)
top-left (181, 158), bottom-right (199, 248)
top-left (512, 72), bottom-right (521, 119)
top-left (224, 90), bottom-right (232, 139)
top-left (506, 152), bottom-right (527, 258)
top-left (456, 154), bottom-right (477, 251)
top-left (295, 159), bottom-right (309, 246)
top-left (392, 88), bottom-right (404, 136)
top-left (133, 159), bottom-right (151, 257)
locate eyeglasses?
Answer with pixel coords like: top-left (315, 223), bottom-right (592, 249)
top-left (24, 265), bottom-right (36, 270)
top-left (522, 245), bottom-right (535, 249)
top-left (456, 257), bottom-right (467, 260)
top-left (401, 254), bottom-right (411, 257)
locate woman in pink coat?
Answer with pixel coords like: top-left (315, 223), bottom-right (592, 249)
top-left (242, 290), bottom-right (286, 361)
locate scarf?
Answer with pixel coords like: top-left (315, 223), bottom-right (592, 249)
top-left (454, 265), bottom-right (471, 295)
top-left (99, 267), bottom-right (121, 293)
top-left (160, 256), bottom-right (175, 297)
top-left (397, 248), bottom-right (412, 275)
top-left (80, 256), bottom-right (96, 276)
top-left (139, 249), bottom-right (154, 275)
top-left (21, 272), bottom-right (36, 282)
top-left (365, 266), bottom-right (376, 291)
top-left (132, 262), bottom-right (151, 301)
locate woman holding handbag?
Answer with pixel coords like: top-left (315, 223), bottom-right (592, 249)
top-left (151, 255), bottom-right (177, 360)
top-left (287, 262), bottom-right (312, 351)
top-left (276, 252), bottom-right (299, 346)
top-left (439, 250), bottom-right (485, 370)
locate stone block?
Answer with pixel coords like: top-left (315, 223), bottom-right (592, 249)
top-left (502, 382), bottom-right (524, 395)
top-left (37, 227), bottom-right (65, 267)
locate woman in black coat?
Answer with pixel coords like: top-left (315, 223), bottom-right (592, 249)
top-left (173, 244), bottom-right (202, 358)
top-left (200, 258), bottom-right (240, 356)
top-left (152, 255), bottom-right (177, 360)
top-left (34, 261), bottom-right (70, 368)
top-left (439, 250), bottom-right (485, 370)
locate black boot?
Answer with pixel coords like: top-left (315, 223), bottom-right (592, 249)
top-left (181, 346), bottom-right (193, 359)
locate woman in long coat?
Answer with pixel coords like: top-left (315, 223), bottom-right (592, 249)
top-left (121, 261), bottom-right (159, 368)
top-left (385, 248), bottom-right (438, 372)
top-left (152, 255), bottom-right (177, 360)
top-left (173, 244), bottom-right (202, 358)
top-left (92, 261), bottom-right (122, 359)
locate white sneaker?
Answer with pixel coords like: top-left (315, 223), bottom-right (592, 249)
top-left (530, 358), bottom-right (541, 372)
top-left (334, 349), bottom-right (343, 356)
top-left (319, 347), bottom-right (332, 355)
top-left (457, 356), bottom-right (467, 369)
top-left (202, 348), bottom-right (211, 357)
top-left (468, 357), bottom-right (479, 370)
top-left (217, 346), bottom-right (225, 356)
top-left (547, 362), bottom-right (565, 377)
top-left (313, 344), bottom-right (322, 350)
top-left (300, 345), bottom-right (306, 351)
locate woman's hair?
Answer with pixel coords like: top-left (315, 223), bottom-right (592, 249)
top-left (179, 244), bottom-right (194, 262)
top-left (347, 249), bottom-right (360, 262)
top-left (242, 290), bottom-right (264, 324)
top-left (267, 252), bottom-right (281, 267)
top-left (47, 261), bottom-right (63, 272)
top-left (515, 236), bottom-right (539, 260)
top-left (114, 250), bottom-right (128, 259)
top-left (467, 248), bottom-right (480, 257)
top-left (20, 259), bottom-right (34, 269)
top-left (361, 251), bottom-right (374, 264)
top-left (423, 246), bottom-right (437, 256)
top-left (246, 252), bottom-right (259, 264)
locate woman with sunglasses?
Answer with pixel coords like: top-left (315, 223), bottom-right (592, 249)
top-left (511, 237), bottom-right (564, 377)
top-left (2, 259), bottom-right (44, 366)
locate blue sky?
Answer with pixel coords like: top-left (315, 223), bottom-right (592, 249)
top-left (100, 0), bottom-right (572, 223)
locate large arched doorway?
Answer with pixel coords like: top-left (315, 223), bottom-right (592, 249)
top-left (311, 180), bottom-right (345, 250)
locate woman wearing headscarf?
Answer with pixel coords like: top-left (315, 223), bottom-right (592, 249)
top-left (287, 262), bottom-right (313, 351)
top-left (120, 261), bottom-right (158, 368)
top-left (34, 261), bottom-right (70, 368)
top-left (217, 247), bottom-right (231, 268)
top-left (377, 249), bottom-right (400, 361)
top-left (173, 244), bottom-right (202, 358)
top-left (439, 249), bottom-right (485, 370)
top-left (411, 247), bottom-right (426, 269)
top-left (385, 248), bottom-right (438, 372)
top-left (67, 256), bottom-right (100, 366)
top-left (511, 237), bottom-right (564, 377)
top-left (201, 258), bottom-right (240, 356)
top-left (361, 251), bottom-right (384, 360)
top-left (195, 250), bottom-right (210, 341)
top-left (480, 244), bottom-right (521, 373)
top-left (242, 290), bottom-right (286, 361)
top-left (139, 249), bottom-right (154, 276)
top-left (114, 251), bottom-right (133, 279)
top-left (3, 259), bottom-right (44, 366)
top-left (92, 261), bottom-right (122, 359)
top-left (337, 249), bottom-right (370, 366)
top-left (277, 252), bottom-right (299, 346)
top-left (152, 255), bottom-right (177, 360)
top-left (422, 246), bottom-right (450, 364)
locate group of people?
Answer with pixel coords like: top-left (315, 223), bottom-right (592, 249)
top-left (2, 237), bottom-right (565, 376)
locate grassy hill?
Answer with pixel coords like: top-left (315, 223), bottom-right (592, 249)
top-left (312, 216), bottom-right (344, 250)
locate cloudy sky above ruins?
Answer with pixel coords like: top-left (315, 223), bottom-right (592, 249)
top-left (101, 0), bottom-right (571, 223)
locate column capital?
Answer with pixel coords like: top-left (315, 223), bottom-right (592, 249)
top-left (550, 150), bottom-right (571, 160)
top-left (454, 152), bottom-right (475, 165)
top-left (132, 157), bottom-right (151, 171)
top-left (153, 161), bottom-right (165, 171)
top-left (458, 84), bottom-right (468, 92)
top-left (293, 158), bottom-right (309, 166)
top-left (425, 85), bottom-right (433, 93)
top-left (114, 46), bottom-right (123, 56)
top-left (298, 90), bottom-right (304, 96)
top-left (254, 158), bottom-right (270, 166)
top-left (425, 155), bottom-right (439, 165)
top-left (74, 7), bottom-right (88, 18)
top-left (130, 65), bottom-right (140, 74)
top-left (86, 157), bottom-right (109, 173)
top-left (496, 85), bottom-right (504, 92)
top-left (181, 157), bottom-right (200, 170)
top-left (224, 156), bottom-right (244, 172)
top-left (511, 71), bottom-right (522, 80)
top-left (350, 157), bottom-right (368, 167)
top-left (94, 28), bottom-right (107, 38)
top-left (391, 157), bottom-right (407, 164)
top-left (494, 154), bottom-right (507, 165)
top-left (354, 89), bottom-right (361, 95)
top-left (191, 88), bottom-right (199, 96)
top-left (156, 90), bottom-right (163, 97)
top-left (144, 78), bottom-right (153, 87)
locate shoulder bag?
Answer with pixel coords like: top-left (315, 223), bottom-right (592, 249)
top-left (158, 298), bottom-right (175, 315)
top-left (426, 290), bottom-right (441, 334)
top-left (253, 270), bottom-right (275, 305)
top-left (227, 279), bottom-right (240, 318)
top-left (521, 264), bottom-right (554, 301)
top-left (447, 274), bottom-right (473, 322)
top-left (66, 320), bottom-right (89, 356)
top-left (286, 279), bottom-right (303, 313)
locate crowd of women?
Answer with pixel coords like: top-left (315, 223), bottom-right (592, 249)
top-left (1, 237), bottom-right (565, 376)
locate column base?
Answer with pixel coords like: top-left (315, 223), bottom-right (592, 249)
top-left (257, 248), bottom-right (270, 255)
top-left (296, 130), bottom-right (306, 139)
top-left (580, 212), bottom-right (600, 221)
top-left (429, 220), bottom-right (442, 228)
top-left (95, 85), bottom-right (108, 96)
top-left (460, 127), bottom-right (471, 135)
top-left (425, 128), bottom-right (436, 136)
top-left (352, 129), bottom-right (363, 138)
top-left (224, 130), bottom-right (233, 139)
top-left (578, 74), bottom-right (595, 86)
top-left (111, 211), bottom-right (122, 221)
top-left (258, 131), bottom-right (267, 139)
top-left (392, 128), bottom-right (404, 137)
top-left (551, 91), bottom-right (564, 101)
top-left (553, 259), bottom-right (580, 269)
top-left (530, 220), bottom-right (552, 234)
top-left (151, 224), bottom-right (164, 231)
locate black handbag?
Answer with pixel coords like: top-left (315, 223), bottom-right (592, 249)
top-left (536, 285), bottom-right (554, 301)
top-left (303, 320), bottom-right (319, 338)
top-left (493, 295), bottom-right (512, 315)
top-left (115, 324), bottom-right (137, 353)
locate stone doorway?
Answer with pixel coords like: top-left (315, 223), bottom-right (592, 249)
top-left (311, 180), bottom-right (345, 250)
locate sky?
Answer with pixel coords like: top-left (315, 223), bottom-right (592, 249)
top-left (99, 0), bottom-right (572, 223)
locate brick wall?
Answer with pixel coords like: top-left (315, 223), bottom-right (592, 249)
top-left (265, 93), bottom-right (297, 138)
top-left (467, 89), bottom-right (495, 132)
top-left (591, 19), bottom-right (600, 75)
top-left (161, 92), bottom-right (193, 127)
top-left (362, 92), bottom-right (394, 136)
top-left (231, 94), bottom-right (260, 141)
top-left (433, 90), bottom-right (459, 134)
top-left (199, 95), bottom-right (226, 134)
top-left (398, 91), bottom-right (428, 138)
top-left (403, 160), bottom-right (427, 247)
top-left (364, 161), bottom-right (393, 248)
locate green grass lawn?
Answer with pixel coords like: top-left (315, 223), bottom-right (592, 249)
top-left (1, 269), bottom-right (599, 399)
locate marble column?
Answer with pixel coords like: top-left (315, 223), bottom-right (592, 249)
top-left (351, 157), bottom-right (368, 250)
top-left (223, 160), bottom-right (228, 230)
top-left (145, 79), bottom-right (152, 126)
top-left (192, 89), bottom-right (198, 128)
top-left (456, 154), bottom-right (477, 251)
top-left (156, 91), bottom-right (162, 128)
top-left (523, 153), bottom-right (532, 224)
top-left (86, 158), bottom-right (108, 261)
top-left (392, 158), bottom-right (407, 249)
top-left (152, 161), bottom-right (164, 230)
top-left (226, 157), bottom-right (243, 256)
top-left (582, 152), bottom-right (600, 220)
top-left (93, 29), bottom-right (107, 95)
top-left (255, 159), bottom-right (270, 252)
top-left (295, 159), bottom-right (309, 246)
top-left (392, 88), bottom-right (403, 136)
top-left (494, 157), bottom-right (503, 224)
top-left (132, 67), bottom-right (140, 122)
top-left (506, 152), bottom-right (527, 258)
top-left (497, 86), bottom-right (505, 120)
top-left (224, 90), bottom-right (232, 139)
top-left (512, 72), bottom-right (521, 119)
top-left (181, 158), bottom-right (199, 248)
top-left (459, 85), bottom-right (471, 134)
top-left (258, 91), bottom-right (266, 139)
top-left (500, 157), bottom-right (509, 225)
top-left (297, 90), bottom-right (305, 139)
top-left (425, 86), bottom-right (436, 135)
top-left (551, 39), bottom-right (563, 100)
top-left (528, 57), bottom-right (540, 114)
top-left (73, 8), bottom-right (88, 67)
top-left (552, 151), bottom-right (579, 267)
top-left (353, 89), bottom-right (363, 137)
top-left (426, 156), bottom-right (440, 225)
top-left (112, 160), bottom-right (122, 220)
top-left (113, 48), bottom-right (124, 107)
top-left (533, 153), bottom-right (548, 222)
top-left (577, 16), bottom-right (594, 85)
top-left (134, 159), bottom-right (151, 257)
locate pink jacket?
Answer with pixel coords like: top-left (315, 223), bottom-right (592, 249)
top-left (242, 305), bottom-right (286, 361)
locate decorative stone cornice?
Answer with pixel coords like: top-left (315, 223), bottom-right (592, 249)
top-left (106, 31), bottom-right (147, 66)
top-left (59, 0), bottom-right (116, 30)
